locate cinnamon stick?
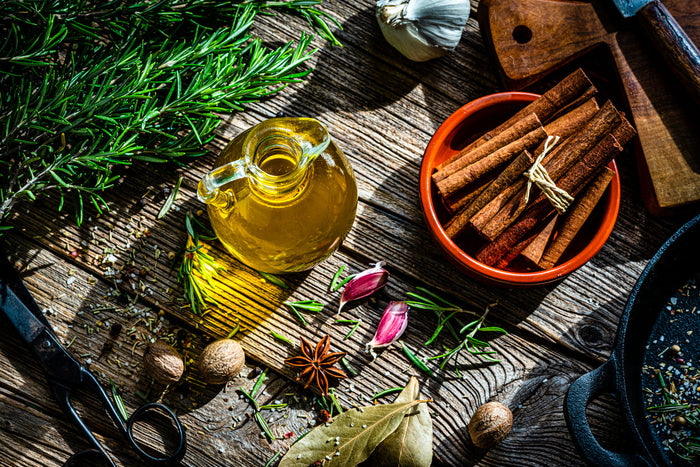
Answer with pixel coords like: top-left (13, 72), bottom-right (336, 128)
top-left (494, 213), bottom-right (557, 270)
top-left (469, 180), bottom-right (525, 233)
top-left (538, 168), bottom-right (615, 269)
top-left (542, 97), bottom-right (599, 141)
top-left (444, 151), bottom-right (533, 239)
top-left (521, 215), bottom-right (559, 266)
top-left (478, 101), bottom-right (623, 241)
top-left (436, 68), bottom-right (595, 170)
top-left (444, 173), bottom-right (496, 214)
top-left (435, 126), bottom-right (547, 198)
top-left (442, 98), bottom-right (599, 220)
top-left (433, 113), bottom-right (541, 183)
top-left (475, 132), bottom-right (625, 267)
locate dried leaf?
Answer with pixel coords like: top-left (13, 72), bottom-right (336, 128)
top-left (279, 399), bottom-right (429, 467)
top-left (367, 377), bottom-right (433, 467)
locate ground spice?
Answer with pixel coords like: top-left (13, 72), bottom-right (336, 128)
top-left (641, 276), bottom-right (700, 464)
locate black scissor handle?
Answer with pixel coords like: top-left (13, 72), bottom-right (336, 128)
top-left (51, 363), bottom-right (186, 466)
top-left (126, 402), bottom-right (187, 466)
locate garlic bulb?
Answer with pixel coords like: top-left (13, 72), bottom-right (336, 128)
top-left (376, 0), bottom-right (470, 62)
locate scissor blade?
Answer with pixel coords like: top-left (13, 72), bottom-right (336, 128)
top-left (0, 282), bottom-right (46, 344)
top-left (609, 0), bottom-right (648, 18)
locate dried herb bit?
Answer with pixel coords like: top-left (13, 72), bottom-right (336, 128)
top-left (284, 335), bottom-right (347, 395)
top-left (284, 300), bottom-right (324, 325)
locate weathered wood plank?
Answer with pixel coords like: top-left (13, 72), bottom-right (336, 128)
top-left (1, 229), bottom-right (629, 466)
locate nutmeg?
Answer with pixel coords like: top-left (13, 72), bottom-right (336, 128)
top-left (198, 339), bottom-right (245, 384)
top-left (143, 340), bottom-right (184, 385)
top-left (468, 401), bottom-right (513, 449)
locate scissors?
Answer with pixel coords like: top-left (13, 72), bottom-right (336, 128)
top-left (0, 258), bottom-right (187, 466)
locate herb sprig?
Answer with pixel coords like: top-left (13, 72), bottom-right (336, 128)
top-left (177, 212), bottom-right (222, 314)
top-left (0, 0), bottom-right (340, 227)
top-left (408, 287), bottom-right (506, 376)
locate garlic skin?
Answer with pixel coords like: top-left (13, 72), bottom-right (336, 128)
top-left (367, 301), bottom-right (409, 349)
top-left (338, 261), bottom-right (389, 313)
top-left (376, 0), bottom-right (470, 62)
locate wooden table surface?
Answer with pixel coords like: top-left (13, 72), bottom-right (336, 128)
top-left (0, 1), bottom-right (695, 466)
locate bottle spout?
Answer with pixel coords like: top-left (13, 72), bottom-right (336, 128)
top-left (197, 159), bottom-right (246, 211)
top-left (293, 118), bottom-right (331, 164)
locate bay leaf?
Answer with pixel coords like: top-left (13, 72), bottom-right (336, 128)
top-left (366, 377), bottom-right (433, 467)
top-left (279, 399), bottom-right (430, 467)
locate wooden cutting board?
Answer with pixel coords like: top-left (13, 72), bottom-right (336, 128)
top-left (478, 0), bottom-right (700, 215)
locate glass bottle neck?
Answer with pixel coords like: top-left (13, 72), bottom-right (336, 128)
top-left (247, 134), bottom-right (310, 198)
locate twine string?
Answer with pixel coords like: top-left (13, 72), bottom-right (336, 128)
top-left (523, 135), bottom-right (574, 213)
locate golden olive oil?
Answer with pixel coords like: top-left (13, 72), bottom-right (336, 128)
top-left (203, 119), bottom-right (357, 274)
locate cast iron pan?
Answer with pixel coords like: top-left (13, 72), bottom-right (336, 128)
top-left (565, 213), bottom-right (700, 466)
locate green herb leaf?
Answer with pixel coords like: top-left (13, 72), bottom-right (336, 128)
top-left (157, 176), bottom-right (182, 220)
top-left (278, 399), bottom-right (430, 467)
top-left (401, 342), bottom-right (433, 377)
top-left (259, 271), bottom-right (289, 289)
top-left (110, 378), bottom-right (129, 422)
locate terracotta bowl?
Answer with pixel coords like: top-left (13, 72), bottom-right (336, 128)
top-left (419, 92), bottom-right (620, 287)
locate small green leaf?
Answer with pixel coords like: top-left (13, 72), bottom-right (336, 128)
top-left (157, 176), bottom-right (182, 220)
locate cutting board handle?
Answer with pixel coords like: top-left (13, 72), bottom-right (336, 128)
top-left (478, 0), bottom-right (609, 89)
top-left (637, 0), bottom-right (700, 105)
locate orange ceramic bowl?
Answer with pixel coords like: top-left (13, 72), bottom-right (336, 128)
top-left (419, 92), bottom-right (620, 287)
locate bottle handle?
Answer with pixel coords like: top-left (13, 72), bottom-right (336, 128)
top-left (197, 159), bottom-right (246, 211)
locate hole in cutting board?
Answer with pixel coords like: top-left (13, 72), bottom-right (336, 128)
top-left (512, 25), bottom-right (532, 44)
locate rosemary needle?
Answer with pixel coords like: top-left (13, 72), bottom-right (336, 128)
top-left (270, 330), bottom-right (293, 345)
top-left (157, 176), bottom-right (182, 220)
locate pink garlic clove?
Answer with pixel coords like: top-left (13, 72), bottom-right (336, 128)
top-left (367, 301), bottom-right (409, 349)
top-left (338, 261), bottom-right (389, 313)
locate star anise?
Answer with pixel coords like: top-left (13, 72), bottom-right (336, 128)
top-left (284, 335), bottom-right (347, 395)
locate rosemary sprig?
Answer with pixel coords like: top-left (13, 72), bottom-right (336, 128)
top-left (341, 357), bottom-right (358, 377)
top-left (284, 300), bottom-right (323, 325)
top-left (241, 368), bottom-right (277, 440)
top-left (335, 318), bottom-right (361, 340)
top-left (410, 288), bottom-right (506, 376)
top-left (270, 330), bottom-right (293, 344)
top-left (401, 341), bottom-right (433, 376)
top-left (0, 1), bottom-right (340, 227)
top-left (259, 271), bottom-right (289, 289)
top-left (371, 387), bottom-right (403, 400)
top-left (177, 212), bottom-right (222, 314)
top-left (329, 264), bottom-right (353, 291)
top-left (264, 451), bottom-right (281, 467)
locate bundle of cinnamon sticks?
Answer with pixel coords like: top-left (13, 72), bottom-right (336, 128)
top-left (433, 69), bottom-right (636, 271)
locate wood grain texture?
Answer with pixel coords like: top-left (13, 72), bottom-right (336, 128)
top-left (0, 0), bottom-right (690, 465)
top-left (479, 0), bottom-right (700, 212)
top-left (0, 235), bottom-right (635, 466)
